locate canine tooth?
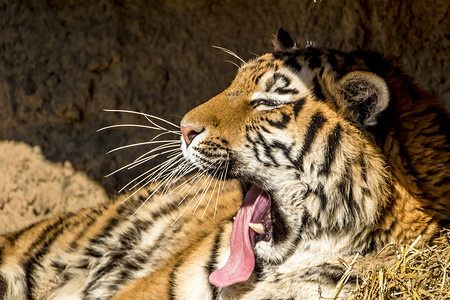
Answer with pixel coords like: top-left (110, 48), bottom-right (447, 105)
top-left (249, 223), bottom-right (264, 234)
top-left (233, 216), bottom-right (236, 220)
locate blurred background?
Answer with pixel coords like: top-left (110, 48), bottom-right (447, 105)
top-left (0, 0), bottom-right (448, 233)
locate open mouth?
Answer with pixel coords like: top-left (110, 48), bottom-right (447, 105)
top-left (209, 184), bottom-right (272, 288)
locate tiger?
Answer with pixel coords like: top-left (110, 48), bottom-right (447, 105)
top-left (0, 28), bottom-right (449, 299)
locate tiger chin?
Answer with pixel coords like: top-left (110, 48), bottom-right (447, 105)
top-left (1, 29), bottom-right (449, 300)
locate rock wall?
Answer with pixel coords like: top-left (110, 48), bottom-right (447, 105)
top-left (0, 0), bottom-right (448, 233)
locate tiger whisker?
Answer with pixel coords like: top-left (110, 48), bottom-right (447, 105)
top-left (169, 196), bottom-right (194, 226)
top-left (97, 124), bottom-right (181, 135)
top-left (131, 161), bottom-right (190, 215)
top-left (103, 109), bottom-right (180, 129)
top-left (128, 147), bottom-right (181, 171)
top-left (118, 152), bottom-right (183, 193)
top-left (125, 154), bottom-right (184, 192)
top-left (106, 146), bottom-right (181, 179)
top-left (167, 161), bottom-right (213, 197)
top-left (170, 171), bottom-right (211, 226)
top-left (192, 172), bottom-right (217, 214)
top-left (149, 132), bottom-right (181, 143)
top-left (174, 161), bottom-right (217, 198)
top-left (209, 169), bottom-right (226, 219)
top-left (133, 142), bottom-right (180, 163)
top-left (140, 111), bottom-right (180, 135)
top-left (160, 162), bottom-right (193, 196)
top-left (163, 163), bottom-right (196, 193)
top-left (214, 155), bottom-right (230, 219)
top-left (141, 163), bottom-right (187, 198)
top-left (133, 145), bottom-right (180, 164)
top-left (248, 51), bottom-right (260, 57)
top-left (106, 140), bottom-right (180, 155)
top-left (175, 163), bottom-right (213, 205)
top-left (191, 160), bottom-right (225, 214)
top-left (120, 159), bottom-right (184, 204)
top-left (224, 60), bottom-right (240, 68)
top-left (201, 161), bottom-right (225, 219)
top-left (212, 45), bottom-right (246, 64)
top-left (153, 162), bottom-right (190, 195)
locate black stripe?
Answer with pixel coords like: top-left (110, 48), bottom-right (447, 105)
top-left (85, 198), bottom-right (209, 297)
top-left (319, 123), bottom-right (342, 176)
top-left (118, 219), bottom-right (152, 250)
top-left (304, 263), bottom-right (345, 285)
top-left (22, 217), bottom-right (67, 261)
top-left (338, 179), bottom-right (355, 224)
top-left (294, 112), bottom-right (326, 171)
top-left (285, 56), bottom-right (302, 73)
top-left (0, 273), bottom-right (6, 299)
top-left (22, 217), bottom-right (70, 299)
top-left (318, 67), bottom-right (325, 78)
top-left (83, 200), bottom-right (182, 296)
top-left (340, 162), bottom-right (362, 225)
top-left (87, 215), bottom-right (120, 245)
top-left (0, 246), bottom-right (3, 266)
top-left (4, 216), bottom-right (57, 247)
top-left (86, 200), bottom-right (140, 247)
top-left (167, 226), bottom-right (212, 299)
top-left (266, 73), bottom-right (299, 95)
top-left (316, 184), bottom-right (328, 211)
top-left (253, 73), bottom-right (263, 85)
top-left (169, 262), bottom-right (181, 300)
top-left (83, 252), bottom-right (125, 297)
top-left (267, 209), bottom-right (309, 266)
top-left (270, 140), bottom-right (292, 162)
top-left (293, 98), bottom-right (305, 118)
top-left (264, 77), bottom-right (276, 92)
top-left (359, 152), bottom-right (367, 183)
top-left (68, 208), bottom-right (103, 251)
top-left (151, 201), bottom-right (179, 219)
top-left (274, 86), bottom-right (299, 95)
top-left (246, 130), bottom-right (272, 166)
top-left (268, 112), bottom-right (291, 129)
top-left (327, 54), bottom-right (339, 71)
top-left (206, 227), bottom-right (224, 300)
top-left (255, 131), bottom-right (279, 167)
top-left (307, 55), bottom-right (321, 70)
top-left (312, 76), bottom-right (325, 101)
top-left (260, 125), bottom-right (271, 133)
top-left (271, 200), bottom-right (290, 244)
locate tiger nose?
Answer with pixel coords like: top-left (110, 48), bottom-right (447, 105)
top-left (180, 125), bottom-right (202, 146)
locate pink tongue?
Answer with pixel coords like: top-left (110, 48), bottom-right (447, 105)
top-left (209, 185), bottom-right (270, 288)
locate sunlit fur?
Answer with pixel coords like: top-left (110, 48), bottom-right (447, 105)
top-left (1, 31), bottom-right (449, 299)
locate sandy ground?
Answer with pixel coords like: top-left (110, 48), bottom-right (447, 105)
top-left (0, 1), bottom-right (448, 234)
top-left (0, 141), bottom-right (109, 234)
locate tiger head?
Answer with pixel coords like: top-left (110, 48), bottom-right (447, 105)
top-left (179, 29), bottom-right (445, 288)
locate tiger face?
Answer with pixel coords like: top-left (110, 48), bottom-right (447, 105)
top-left (180, 52), bottom-right (389, 285)
top-left (179, 30), bottom-right (446, 289)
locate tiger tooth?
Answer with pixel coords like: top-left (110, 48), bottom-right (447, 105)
top-left (249, 223), bottom-right (264, 235)
top-left (233, 216), bottom-right (236, 221)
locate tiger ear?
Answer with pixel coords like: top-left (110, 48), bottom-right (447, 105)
top-left (272, 28), bottom-right (297, 51)
top-left (338, 71), bottom-right (390, 127)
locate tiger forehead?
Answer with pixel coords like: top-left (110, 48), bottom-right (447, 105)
top-left (225, 55), bottom-right (291, 96)
top-left (224, 54), bottom-right (313, 99)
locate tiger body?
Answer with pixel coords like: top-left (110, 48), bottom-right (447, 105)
top-left (1, 30), bottom-right (449, 299)
top-left (0, 179), bottom-right (243, 299)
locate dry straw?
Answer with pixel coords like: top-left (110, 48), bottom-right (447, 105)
top-left (331, 229), bottom-right (450, 299)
